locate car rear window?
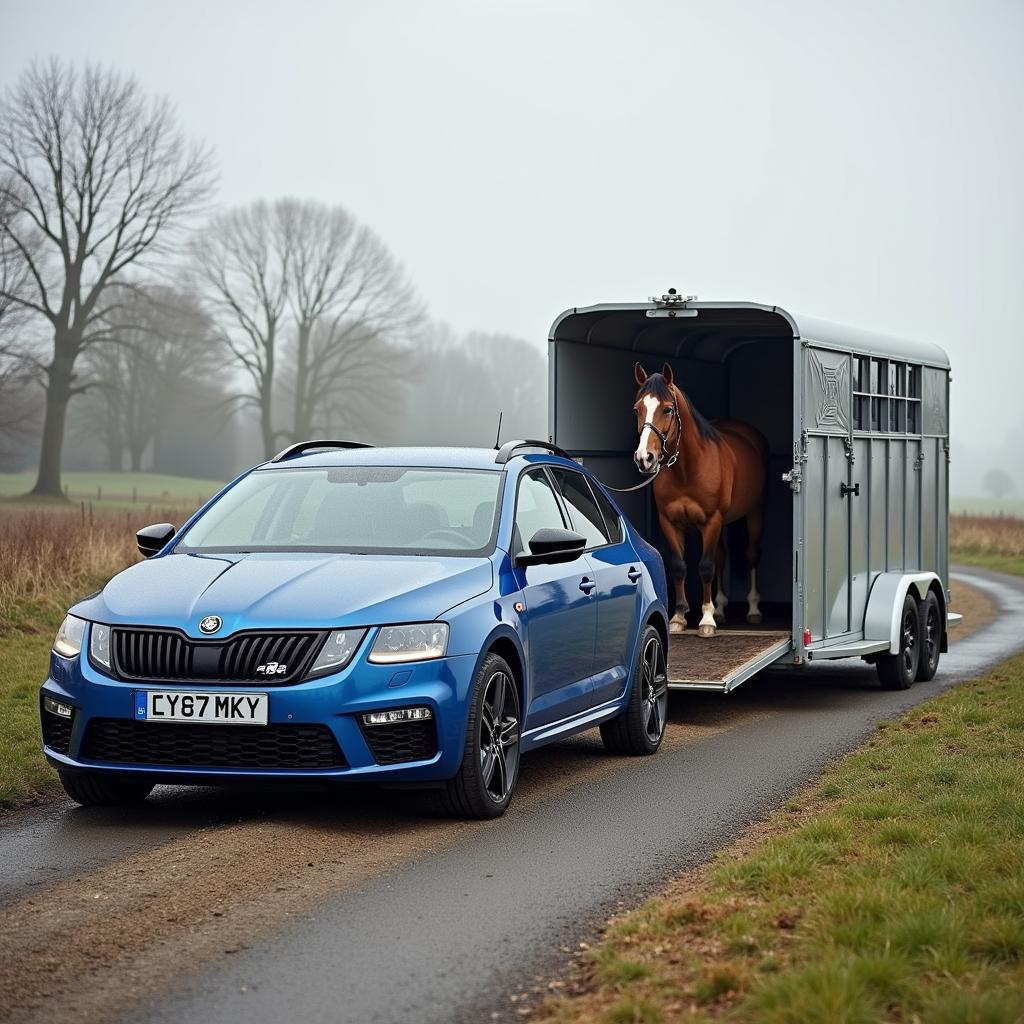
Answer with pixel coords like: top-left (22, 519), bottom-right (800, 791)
top-left (177, 467), bottom-right (503, 555)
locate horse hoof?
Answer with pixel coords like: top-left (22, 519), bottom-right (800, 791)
top-left (746, 613), bottom-right (763, 625)
top-left (698, 624), bottom-right (716, 638)
top-left (669, 618), bottom-right (687, 635)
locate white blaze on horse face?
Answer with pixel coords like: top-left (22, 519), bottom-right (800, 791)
top-left (636, 395), bottom-right (661, 465)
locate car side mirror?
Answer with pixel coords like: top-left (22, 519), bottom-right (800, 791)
top-left (136, 522), bottom-right (176, 558)
top-left (516, 527), bottom-right (586, 567)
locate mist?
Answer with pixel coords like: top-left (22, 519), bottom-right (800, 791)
top-left (1, 0), bottom-right (1021, 497)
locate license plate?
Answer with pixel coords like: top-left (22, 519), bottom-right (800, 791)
top-left (135, 690), bottom-right (268, 725)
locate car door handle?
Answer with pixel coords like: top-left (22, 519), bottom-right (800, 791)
top-left (579, 577), bottom-right (597, 594)
top-left (627, 567), bottom-right (642, 583)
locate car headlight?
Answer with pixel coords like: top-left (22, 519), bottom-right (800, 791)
top-left (90, 623), bottom-right (112, 671)
top-left (307, 629), bottom-right (366, 677)
top-left (369, 622), bottom-right (449, 664)
top-left (53, 614), bottom-right (86, 659)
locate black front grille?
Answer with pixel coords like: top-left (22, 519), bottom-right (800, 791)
top-left (361, 719), bottom-right (438, 765)
top-left (81, 719), bottom-right (346, 770)
top-left (41, 700), bottom-right (74, 754)
top-left (110, 628), bottom-right (326, 684)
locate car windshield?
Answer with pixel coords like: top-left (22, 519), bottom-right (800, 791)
top-left (177, 467), bottom-right (503, 555)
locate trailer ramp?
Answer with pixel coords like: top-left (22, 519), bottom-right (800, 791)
top-left (667, 631), bottom-right (791, 693)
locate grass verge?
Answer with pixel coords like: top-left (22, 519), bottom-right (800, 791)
top-left (0, 503), bottom-right (197, 809)
top-left (951, 515), bottom-right (1024, 578)
top-left (537, 653), bottom-right (1024, 1024)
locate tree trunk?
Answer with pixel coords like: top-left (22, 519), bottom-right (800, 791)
top-left (30, 346), bottom-right (76, 499)
top-left (129, 444), bottom-right (143, 472)
top-left (292, 323), bottom-right (310, 442)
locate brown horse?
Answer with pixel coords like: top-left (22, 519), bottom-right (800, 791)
top-left (633, 363), bottom-right (768, 637)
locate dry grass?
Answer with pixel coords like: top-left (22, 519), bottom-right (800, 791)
top-left (0, 507), bottom-right (149, 637)
top-left (951, 514), bottom-right (1024, 577)
top-left (0, 504), bottom-right (199, 807)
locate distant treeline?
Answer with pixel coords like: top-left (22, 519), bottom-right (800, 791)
top-left (0, 59), bottom-right (545, 492)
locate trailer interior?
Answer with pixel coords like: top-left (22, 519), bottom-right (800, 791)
top-left (549, 301), bottom-right (797, 690)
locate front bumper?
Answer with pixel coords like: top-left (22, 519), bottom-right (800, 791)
top-left (40, 640), bottom-right (480, 785)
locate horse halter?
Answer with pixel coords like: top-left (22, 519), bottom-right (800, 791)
top-left (639, 397), bottom-right (681, 469)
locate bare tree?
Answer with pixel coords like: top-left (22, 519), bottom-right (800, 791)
top-left (79, 284), bottom-right (222, 470)
top-left (401, 326), bottom-right (547, 446)
top-left (278, 198), bottom-right (422, 441)
top-left (190, 201), bottom-right (289, 458)
top-left (0, 59), bottom-right (215, 496)
top-left (982, 466), bottom-right (1015, 502)
top-left (194, 198), bottom-right (422, 455)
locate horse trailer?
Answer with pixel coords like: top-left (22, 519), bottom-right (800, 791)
top-left (549, 294), bottom-right (961, 693)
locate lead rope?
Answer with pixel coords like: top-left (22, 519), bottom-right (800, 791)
top-left (599, 402), bottom-right (681, 493)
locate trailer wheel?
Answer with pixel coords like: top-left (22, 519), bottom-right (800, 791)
top-left (876, 594), bottom-right (921, 690)
top-left (915, 591), bottom-right (942, 682)
top-left (600, 627), bottom-right (668, 755)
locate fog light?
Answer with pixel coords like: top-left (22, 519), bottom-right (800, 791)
top-left (44, 696), bottom-right (74, 718)
top-left (362, 707), bottom-right (433, 727)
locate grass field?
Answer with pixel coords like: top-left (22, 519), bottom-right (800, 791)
top-left (0, 497), bottom-right (204, 808)
top-left (950, 496), bottom-right (1024, 518)
top-left (538, 653), bottom-right (1024, 1024)
top-left (950, 515), bottom-right (1024, 578)
top-left (0, 470), bottom-right (224, 510)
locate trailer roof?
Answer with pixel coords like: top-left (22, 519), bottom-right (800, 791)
top-left (549, 301), bottom-right (950, 368)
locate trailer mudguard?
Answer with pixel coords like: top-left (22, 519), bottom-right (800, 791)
top-left (863, 572), bottom-right (943, 654)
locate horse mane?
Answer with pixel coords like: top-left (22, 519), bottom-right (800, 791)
top-left (636, 374), bottom-right (720, 442)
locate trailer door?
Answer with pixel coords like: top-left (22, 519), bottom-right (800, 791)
top-left (801, 346), bottom-right (857, 642)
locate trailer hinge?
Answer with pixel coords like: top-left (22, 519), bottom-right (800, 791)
top-left (784, 431), bottom-right (809, 492)
top-left (942, 439), bottom-right (950, 462)
top-left (842, 436), bottom-right (855, 464)
top-left (914, 450), bottom-right (926, 471)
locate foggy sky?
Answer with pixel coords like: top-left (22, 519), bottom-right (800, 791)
top-left (2, 0), bottom-right (1022, 492)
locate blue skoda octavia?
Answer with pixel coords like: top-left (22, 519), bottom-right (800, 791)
top-left (40, 440), bottom-right (670, 818)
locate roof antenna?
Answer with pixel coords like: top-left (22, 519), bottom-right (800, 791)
top-left (493, 410), bottom-right (504, 450)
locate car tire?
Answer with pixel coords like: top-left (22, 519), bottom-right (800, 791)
top-left (439, 653), bottom-right (521, 819)
top-left (600, 625), bottom-right (668, 756)
top-left (59, 770), bottom-right (155, 807)
top-left (876, 594), bottom-right (921, 691)
top-left (916, 591), bottom-right (942, 682)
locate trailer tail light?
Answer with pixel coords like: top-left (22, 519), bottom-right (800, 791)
top-left (803, 629), bottom-right (811, 647)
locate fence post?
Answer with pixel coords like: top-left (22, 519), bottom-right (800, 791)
top-left (88, 501), bottom-right (93, 527)
top-left (80, 501), bottom-right (85, 526)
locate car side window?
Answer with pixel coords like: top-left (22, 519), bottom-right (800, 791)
top-left (514, 470), bottom-right (566, 554)
top-left (589, 481), bottom-right (624, 545)
top-left (549, 468), bottom-right (609, 549)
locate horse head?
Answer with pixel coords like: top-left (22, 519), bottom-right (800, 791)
top-left (632, 362), bottom-right (681, 473)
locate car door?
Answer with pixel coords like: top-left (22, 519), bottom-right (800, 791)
top-left (512, 467), bottom-right (597, 730)
top-left (549, 468), bottom-right (642, 706)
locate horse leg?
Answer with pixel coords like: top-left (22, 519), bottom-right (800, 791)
top-left (745, 504), bottom-right (765, 625)
top-left (713, 533), bottom-right (728, 625)
top-left (698, 516), bottom-right (723, 638)
top-left (660, 514), bottom-right (688, 634)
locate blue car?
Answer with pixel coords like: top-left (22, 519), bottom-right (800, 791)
top-left (40, 440), bottom-right (670, 818)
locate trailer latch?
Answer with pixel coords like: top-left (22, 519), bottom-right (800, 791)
top-left (782, 467), bottom-right (802, 492)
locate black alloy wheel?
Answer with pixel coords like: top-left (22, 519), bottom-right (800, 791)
top-left (440, 653), bottom-right (521, 819)
top-left (601, 626), bottom-right (669, 755)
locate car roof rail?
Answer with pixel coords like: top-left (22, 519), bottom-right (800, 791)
top-left (270, 439), bottom-right (375, 463)
top-left (494, 439), bottom-right (574, 465)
